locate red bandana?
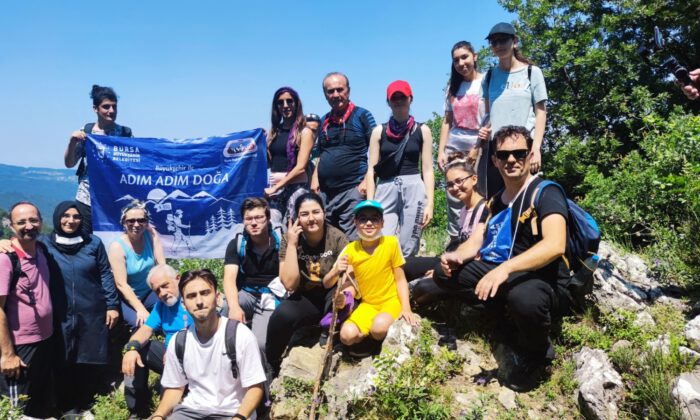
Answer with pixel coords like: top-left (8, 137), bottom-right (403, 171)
top-left (322, 102), bottom-right (356, 139)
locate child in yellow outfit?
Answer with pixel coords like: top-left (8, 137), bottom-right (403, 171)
top-left (328, 200), bottom-right (417, 348)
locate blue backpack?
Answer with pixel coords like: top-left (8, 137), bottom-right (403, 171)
top-left (526, 180), bottom-right (601, 273)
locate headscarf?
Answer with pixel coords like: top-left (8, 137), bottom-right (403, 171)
top-left (51, 201), bottom-right (90, 255)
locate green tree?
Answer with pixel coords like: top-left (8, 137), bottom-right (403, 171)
top-left (496, 0), bottom-right (700, 191)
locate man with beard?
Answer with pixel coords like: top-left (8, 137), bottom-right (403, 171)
top-left (152, 269), bottom-right (265, 419)
top-left (0, 202), bottom-right (53, 418)
top-left (122, 264), bottom-right (192, 418)
top-left (310, 72), bottom-right (376, 240)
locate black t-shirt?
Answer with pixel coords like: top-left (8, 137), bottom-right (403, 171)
top-left (269, 129), bottom-right (290, 173)
top-left (378, 124), bottom-right (422, 178)
top-left (280, 224), bottom-right (348, 303)
top-left (489, 177), bottom-right (569, 279)
top-left (224, 234), bottom-right (280, 288)
top-left (317, 107), bottom-right (376, 193)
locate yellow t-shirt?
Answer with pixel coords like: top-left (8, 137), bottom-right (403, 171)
top-left (342, 235), bottom-right (405, 305)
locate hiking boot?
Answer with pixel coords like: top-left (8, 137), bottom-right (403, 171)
top-left (319, 330), bottom-right (329, 347)
top-left (504, 354), bottom-right (550, 392)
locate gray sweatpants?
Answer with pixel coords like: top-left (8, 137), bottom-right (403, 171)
top-left (446, 187), bottom-right (464, 239)
top-left (374, 174), bottom-right (426, 256)
top-left (238, 289), bottom-right (275, 354)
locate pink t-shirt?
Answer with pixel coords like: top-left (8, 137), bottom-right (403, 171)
top-left (0, 245), bottom-right (53, 345)
top-left (458, 202), bottom-right (487, 241)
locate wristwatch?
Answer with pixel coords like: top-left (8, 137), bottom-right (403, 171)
top-left (233, 414), bottom-right (246, 420)
top-left (122, 340), bottom-right (141, 354)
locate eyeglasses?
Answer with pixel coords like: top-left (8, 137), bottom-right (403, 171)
top-left (495, 149), bottom-right (529, 161)
top-left (244, 214), bottom-right (266, 224)
top-left (13, 218), bottom-right (41, 227)
top-left (356, 215), bottom-right (382, 225)
top-left (276, 98), bottom-right (295, 107)
top-left (61, 214), bottom-right (83, 221)
top-left (446, 175), bottom-right (472, 189)
top-left (489, 36), bottom-right (513, 47)
top-left (125, 218), bottom-right (148, 225)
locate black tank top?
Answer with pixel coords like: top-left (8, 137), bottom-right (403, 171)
top-left (269, 128), bottom-right (290, 172)
top-left (378, 124), bottom-right (422, 177)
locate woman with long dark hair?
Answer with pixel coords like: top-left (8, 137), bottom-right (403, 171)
top-left (64, 85), bottom-right (133, 234)
top-left (265, 192), bottom-right (349, 373)
top-left (437, 41), bottom-right (486, 241)
top-left (264, 87), bottom-right (314, 225)
top-left (480, 22), bottom-right (548, 196)
top-left (366, 80), bottom-right (434, 256)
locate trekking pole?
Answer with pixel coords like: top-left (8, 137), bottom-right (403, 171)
top-left (308, 271), bottom-right (348, 419)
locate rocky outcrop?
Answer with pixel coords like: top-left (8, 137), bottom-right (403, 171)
top-left (574, 347), bottom-right (624, 419)
top-left (672, 372), bottom-right (700, 420)
top-left (592, 242), bottom-right (686, 314)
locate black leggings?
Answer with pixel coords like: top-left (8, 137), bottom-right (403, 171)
top-left (266, 290), bottom-right (334, 368)
top-left (404, 256), bottom-right (453, 306)
top-left (433, 259), bottom-right (565, 360)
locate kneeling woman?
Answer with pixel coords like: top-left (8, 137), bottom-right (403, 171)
top-left (409, 158), bottom-right (487, 305)
top-left (108, 200), bottom-right (165, 329)
top-left (266, 193), bottom-right (349, 372)
top-left (335, 200), bottom-right (417, 352)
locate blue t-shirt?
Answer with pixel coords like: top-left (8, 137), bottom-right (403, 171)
top-left (144, 297), bottom-right (191, 346)
top-left (317, 106), bottom-right (376, 193)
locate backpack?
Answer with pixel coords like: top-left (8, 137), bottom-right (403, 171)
top-left (234, 224), bottom-right (283, 274)
top-left (174, 319), bottom-right (272, 417)
top-left (76, 123), bottom-right (133, 178)
top-left (525, 181), bottom-right (601, 310)
top-left (4, 242), bottom-right (49, 308)
top-left (484, 64), bottom-right (532, 94)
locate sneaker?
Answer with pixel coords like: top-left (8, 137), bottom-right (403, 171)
top-left (504, 354), bottom-right (550, 392)
top-left (346, 338), bottom-right (381, 359)
top-left (319, 330), bottom-right (329, 347)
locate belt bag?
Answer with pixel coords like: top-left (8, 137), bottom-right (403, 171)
top-left (373, 124), bottom-right (414, 180)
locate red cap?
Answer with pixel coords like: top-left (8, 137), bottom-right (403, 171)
top-left (386, 80), bottom-right (412, 100)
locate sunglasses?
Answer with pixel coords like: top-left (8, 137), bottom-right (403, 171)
top-left (125, 218), bottom-right (148, 225)
top-left (446, 175), bottom-right (473, 189)
top-left (356, 215), bottom-right (382, 225)
top-left (489, 37), bottom-right (513, 47)
top-left (276, 98), bottom-right (295, 107)
top-left (495, 149), bottom-right (529, 161)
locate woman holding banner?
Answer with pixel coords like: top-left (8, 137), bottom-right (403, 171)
top-left (64, 85), bottom-right (133, 234)
top-left (107, 200), bottom-right (165, 329)
top-left (264, 87), bottom-right (314, 225)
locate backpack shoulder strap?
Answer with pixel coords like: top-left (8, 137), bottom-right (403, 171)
top-left (121, 125), bottom-right (133, 137)
top-left (7, 252), bottom-right (24, 296)
top-left (527, 64), bottom-right (532, 82)
top-left (83, 123), bottom-right (95, 134)
top-left (525, 180), bottom-right (567, 236)
top-left (224, 319), bottom-right (239, 379)
top-left (174, 329), bottom-right (188, 375)
top-left (467, 198), bottom-right (486, 232)
top-left (76, 123), bottom-right (96, 177)
top-left (485, 68), bottom-right (493, 90)
top-left (271, 226), bottom-right (283, 250)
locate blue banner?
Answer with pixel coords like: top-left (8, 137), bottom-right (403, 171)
top-left (86, 129), bottom-right (267, 259)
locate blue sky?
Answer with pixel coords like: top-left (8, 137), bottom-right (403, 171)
top-left (0, 1), bottom-right (513, 168)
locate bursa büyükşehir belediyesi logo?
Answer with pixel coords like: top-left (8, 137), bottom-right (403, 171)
top-left (223, 138), bottom-right (257, 159)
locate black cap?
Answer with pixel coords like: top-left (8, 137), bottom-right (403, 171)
top-left (486, 22), bottom-right (516, 39)
top-left (305, 113), bottom-right (321, 123)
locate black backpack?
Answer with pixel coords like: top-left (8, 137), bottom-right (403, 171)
top-left (4, 242), bottom-right (48, 308)
top-left (173, 319), bottom-right (272, 417)
top-left (76, 122), bottom-right (133, 177)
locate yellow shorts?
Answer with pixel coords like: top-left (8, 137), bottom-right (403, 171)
top-left (346, 298), bottom-right (402, 335)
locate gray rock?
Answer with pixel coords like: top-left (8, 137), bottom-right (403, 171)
top-left (611, 340), bottom-right (632, 353)
top-left (672, 372), bottom-right (700, 420)
top-left (633, 310), bottom-right (656, 328)
top-left (647, 333), bottom-right (700, 359)
top-left (456, 339), bottom-right (483, 377)
top-left (686, 315), bottom-right (700, 351)
top-left (498, 387), bottom-right (517, 410)
top-left (574, 347), bottom-right (624, 420)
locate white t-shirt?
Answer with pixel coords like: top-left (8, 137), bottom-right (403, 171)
top-left (161, 316), bottom-right (267, 417)
top-left (444, 79), bottom-right (486, 153)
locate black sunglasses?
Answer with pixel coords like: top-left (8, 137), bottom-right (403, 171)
top-left (276, 98), bottom-right (295, 107)
top-left (495, 149), bottom-right (529, 161)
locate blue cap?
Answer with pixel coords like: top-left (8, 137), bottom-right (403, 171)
top-left (353, 200), bottom-right (384, 215)
top-left (486, 22), bottom-right (516, 39)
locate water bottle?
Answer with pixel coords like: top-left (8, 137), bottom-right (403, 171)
top-left (571, 254), bottom-right (600, 294)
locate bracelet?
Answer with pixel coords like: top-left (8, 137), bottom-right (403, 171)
top-left (233, 414), bottom-right (246, 420)
top-left (150, 416), bottom-right (164, 420)
top-left (122, 340), bottom-right (142, 354)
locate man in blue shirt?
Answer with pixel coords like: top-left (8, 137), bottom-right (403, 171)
top-left (122, 264), bottom-right (191, 418)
